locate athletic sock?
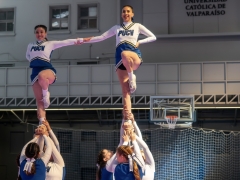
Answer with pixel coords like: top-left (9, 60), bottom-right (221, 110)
top-left (39, 117), bottom-right (45, 124)
top-left (42, 89), bottom-right (48, 97)
top-left (128, 72), bottom-right (134, 81)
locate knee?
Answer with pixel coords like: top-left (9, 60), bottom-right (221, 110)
top-left (38, 73), bottom-right (46, 81)
top-left (121, 51), bottom-right (129, 60)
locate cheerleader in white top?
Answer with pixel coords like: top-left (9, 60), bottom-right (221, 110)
top-left (106, 131), bottom-right (145, 180)
top-left (120, 119), bottom-right (155, 180)
top-left (37, 120), bottom-right (66, 180)
top-left (26, 25), bottom-right (85, 123)
top-left (19, 132), bottom-right (52, 180)
top-left (82, 5), bottom-right (156, 122)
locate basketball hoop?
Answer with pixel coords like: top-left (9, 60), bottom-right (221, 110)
top-left (165, 115), bottom-right (178, 129)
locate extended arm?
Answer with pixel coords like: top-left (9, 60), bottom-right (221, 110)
top-left (49, 137), bottom-right (64, 167)
top-left (20, 137), bottom-right (38, 164)
top-left (106, 153), bottom-right (118, 173)
top-left (41, 135), bottom-right (53, 166)
top-left (138, 24), bottom-right (156, 44)
top-left (87, 26), bottom-right (116, 43)
top-left (119, 119), bottom-right (125, 146)
top-left (136, 136), bottom-right (155, 171)
top-left (36, 136), bottom-right (45, 157)
top-left (50, 39), bottom-right (82, 50)
top-left (49, 130), bottom-right (60, 152)
top-left (132, 140), bottom-right (145, 168)
top-left (133, 121), bottom-right (142, 139)
top-left (43, 120), bottom-right (60, 152)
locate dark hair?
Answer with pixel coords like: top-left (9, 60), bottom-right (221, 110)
top-left (96, 149), bottom-right (108, 179)
top-left (24, 143), bottom-right (40, 175)
top-left (34, 25), bottom-right (47, 32)
top-left (34, 25), bottom-right (48, 41)
top-left (122, 5), bottom-right (134, 22)
top-left (122, 5), bottom-right (134, 12)
top-left (117, 145), bottom-right (141, 180)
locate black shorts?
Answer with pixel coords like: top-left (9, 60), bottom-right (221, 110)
top-left (118, 63), bottom-right (126, 70)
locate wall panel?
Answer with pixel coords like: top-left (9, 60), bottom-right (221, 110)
top-left (69, 66), bottom-right (89, 83)
top-left (0, 62), bottom-right (240, 106)
top-left (92, 66), bottom-right (111, 83)
top-left (180, 83), bottom-right (202, 94)
top-left (203, 63), bottom-right (225, 81)
top-left (7, 86), bottom-right (26, 97)
top-left (203, 83), bottom-right (225, 94)
top-left (158, 64), bottom-right (178, 81)
top-left (158, 83), bottom-right (178, 94)
top-left (55, 67), bottom-right (68, 83)
top-left (91, 84), bottom-right (111, 95)
top-left (69, 85), bottom-right (89, 96)
top-left (180, 64), bottom-right (201, 81)
top-left (7, 68), bottom-right (26, 84)
top-left (0, 69), bottom-right (6, 85)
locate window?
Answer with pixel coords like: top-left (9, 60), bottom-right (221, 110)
top-left (0, 8), bottom-right (15, 32)
top-left (49, 5), bottom-right (69, 31)
top-left (78, 4), bottom-right (98, 30)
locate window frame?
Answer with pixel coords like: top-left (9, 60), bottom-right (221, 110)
top-left (48, 4), bottom-right (71, 34)
top-left (0, 7), bottom-right (16, 36)
top-left (76, 3), bottom-right (100, 33)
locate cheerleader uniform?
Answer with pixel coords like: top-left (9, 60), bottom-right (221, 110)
top-left (26, 39), bottom-right (80, 85)
top-left (87, 22), bottom-right (156, 71)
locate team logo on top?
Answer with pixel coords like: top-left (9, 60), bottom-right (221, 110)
top-left (118, 30), bottom-right (134, 36)
top-left (30, 46), bottom-right (45, 51)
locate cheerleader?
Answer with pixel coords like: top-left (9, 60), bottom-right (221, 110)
top-left (80, 5), bottom-right (156, 121)
top-left (120, 119), bottom-right (155, 180)
top-left (38, 120), bottom-right (66, 180)
top-left (26, 24), bottom-right (86, 122)
top-left (106, 131), bottom-right (145, 180)
top-left (96, 149), bottom-right (114, 180)
top-left (136, 136), bottom-right (155, 180)
top-left (19, 133), bottom-right (52, 180)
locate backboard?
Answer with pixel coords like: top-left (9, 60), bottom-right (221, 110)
top-left (150, 95), bottom-right (195, 123)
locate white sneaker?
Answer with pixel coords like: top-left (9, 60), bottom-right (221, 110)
top-left (42, 91), bottom-right (50, 108)
top-left (128, 74), bottom-right (137, 93)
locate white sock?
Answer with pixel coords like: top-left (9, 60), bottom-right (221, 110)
top-left (39, 117), bottom-right (45, 124)
top-left (42, 89), bottom-right (48, 96)
top-left (128, 72), bottom-right (134, 81)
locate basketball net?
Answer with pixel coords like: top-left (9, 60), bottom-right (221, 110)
top-left (165, 115), bottom-right (178, 129)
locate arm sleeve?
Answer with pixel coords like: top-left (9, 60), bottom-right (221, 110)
top-left (50, 39), bottom-right (81, 50)
top-left (133, 121), bottom-right (142, 140)
top-left (138, 24), bottom-right (156, 44)
top-left (41, 135), bottom-right (53, 166)
top-left (49, 130), bottom-right (60, 152)
top-left (20, 137), bottom-right (38, 164)
top-left (36, 136), bottom-right (45, 157)
top-left (86, 26), bottom-right (116, 43)
top-left (106, 153), bottom-right (118, 173)
top-left (119, 119), bottom-right (124, 146)
top-left (26, 44), bottom-right (31, 61)
top-left (132, 140), bottom-right (145, 168)
top-left (136, 136), bottom-right (155, 171)
top-left (48, 137), bottom-right (64, 167)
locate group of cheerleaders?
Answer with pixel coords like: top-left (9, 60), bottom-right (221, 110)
top-left (18, 4), bottom-right (156, 180)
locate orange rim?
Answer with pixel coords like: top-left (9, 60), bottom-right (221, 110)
top-left (166, 115), bottom-right (178, 120)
